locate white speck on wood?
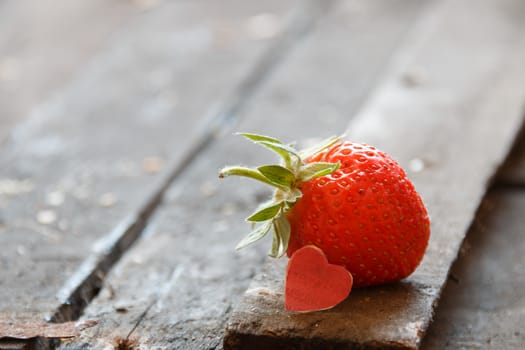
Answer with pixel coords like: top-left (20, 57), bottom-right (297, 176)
top-left (98, 192), bottom-right (117, 207)
top-left (245, 13), bottom-right (282, 40)
top-left (16, 245), bottom-right (27, 256)
top-left (46, 191), bottom-right (65, 206)
top-left (143, 156), bottom-right (164, 174)
top-left (36, 210), bottom-right (58, 225)
top-left (409, 158), bottom-right (425, 173)
top-left (0, 178), bottom-right (34, 196)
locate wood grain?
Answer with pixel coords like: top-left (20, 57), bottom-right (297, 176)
top-left (0, 0), bottom-right (139, 144)
top-left (63, 0), bottom-right (427, 348)
top-left (225, 0), bottom-right (525, 348)
top-left (0, 0), bottom-right (292, 331)
top-left (421, 116), bottom-right (525, 349)
top-left (421, 189), bottom-right (525, 349)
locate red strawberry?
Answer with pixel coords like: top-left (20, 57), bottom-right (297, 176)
top-left (286, 142), bottom-right (430, 286)
top-left (219, 133), bottom-right (430, 288)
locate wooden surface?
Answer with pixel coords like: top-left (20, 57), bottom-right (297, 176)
top-left (0, 0), bottom-right (294, 332)
top-left (0, 0), bottom-right (524, 349)
top-left (421, 188), bottom-right (525, 349)
top-left (62, 0), bottom-right (427, 348)
top-left (420, 146), bottom-right (525, 349)
top-left (0, 0), bottom-right (139, 144)
top-left (224, 0), bottom-right (525, 348)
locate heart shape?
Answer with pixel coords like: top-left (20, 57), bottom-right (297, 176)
top-left (285, 245), bottom-right (353, 312)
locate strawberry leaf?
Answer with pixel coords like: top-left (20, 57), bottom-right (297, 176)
top-left (246, 201), bottom-right (283, 222)
top-left (299, 135), bottom-right (342, 159)
top-left (221, 132), bottom-right (344, 259)
top-left (299, 162), bottom-right (340, 182)
top-left (219, 166), bottom-right (288, 190)
top-left (258, 165), bottom-right (295, 188)
top-left (235, 221), bottom-right (272, 250)
top-left (258, 141), bottom-right (300, 159)
top-left (269, 229), bottom-right (280, 258)
top-left (238, 132), bottom-right (283, 144)
top-left (274, 213), bottom-right (291, 257)
top-left (257, 141), bottom-right (300, 168)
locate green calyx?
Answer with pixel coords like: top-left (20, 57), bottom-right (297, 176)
top-left (218, 132), bottom-right (341, 258)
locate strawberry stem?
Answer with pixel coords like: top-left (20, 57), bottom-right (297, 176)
top-left (218, 166), bottom-right (288, 190)
top-left (219, 133), bottom-right (343, 257)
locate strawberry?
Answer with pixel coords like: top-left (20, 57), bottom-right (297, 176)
top-left (219, 133), bottom-right (430, 287)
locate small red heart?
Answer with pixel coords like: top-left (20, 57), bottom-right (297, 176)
top-left (285, 245), bottom-right (353, 312)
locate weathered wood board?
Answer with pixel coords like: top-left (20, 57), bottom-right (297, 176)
top-left (421, 189), bottom-right (525, 349)
top-left (2, 0), bottom-right (525, 349)
top-left (224, 0), bottom-right (525, 348)
top-left (63, 0), bottom-right (429, 348)
top-left (0, 0), bottom-right (139, 144)
top-left (420, 143), bottom-right (525, 349)
top-left (0, 0), bottom-right (294, 336)
top-left (236, 0), bottom-right (431, 142)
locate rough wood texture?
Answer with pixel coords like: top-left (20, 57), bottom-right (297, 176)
top-left (237, 0), bottom-right (429, 142)
top-left (0, 0), bottom-right (139, 144)
top-left (420, 126), bottom-right (525, 349)
top-left (0, 0), bottom-right (292, 330)
top-left (63, 1), bottom-right (427, 348)
top-left (0, 320), bottom-right (96, 339)
top-left (421, 189), bottom-right (525, 349)
top-left (224, 0), bottom-right (525, 348)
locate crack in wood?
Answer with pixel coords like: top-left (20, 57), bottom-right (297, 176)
top-left (0, 338), bottom-right (55, 350)
top-left (46, 0), bottom-right (335, 330)
top-left (124, 303), bottom-right (154, 346)
top-left (496, 116), bottom-right (525, 186)
top-left (122, 265), bottom-right (184, 343)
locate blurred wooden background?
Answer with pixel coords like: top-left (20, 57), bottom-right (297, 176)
top-left (1, 0), bottom-right (524, 349)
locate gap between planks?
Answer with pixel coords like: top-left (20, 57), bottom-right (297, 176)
top-left (46, 0), bottom-right (334, 325)
top-left (495, 122), bottom-right (525, 186)
top-left (420, 188), bottom-right (525, 349)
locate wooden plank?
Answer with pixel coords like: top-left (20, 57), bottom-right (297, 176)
top-left (224, 0), bottom-right (525, 349)
top-left (236, 0), bottom-right (431, 141)
top-left (0, 0), bottom-right (139, 144)
top-left (63, 0), bottom-right (428, 349)
top-left (421, 133), bottom-right (525, 349)
top-left (0, 0), bottom-right (293, 334)
top-left (421, 189), bottom-right (525, 349)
